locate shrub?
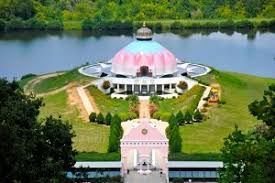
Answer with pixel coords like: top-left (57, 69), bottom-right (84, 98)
top-left (25, 18), bottom-right (47, 30)
top-left (219, 100), bottom-right (226, 104)
top-left (177, 81), bottom-right (188, 90)
top-left (149, 95), bottom-right (161, 105)
top-left (0, 19), bottom-right (6, 31)
top-left (185, 110), bottom-right (192, 123)
top-left (219, 19), bottom-right (234, 29)
top-left (47, 20), bottom-right (64, 30)
top-left (97, 113), bottom-right (104, 124)
top-left (21, 73), bottom-right (37, 80)
top-left (126, 95), bottom-right (139, 105)
top-left (108, 114), bottom-right (122, 152)
top-left (89, 112), bottom-right (97, 122)
top-left (160, 112), bottom-right (172, 122)
top-left (235, 20), bottom-right (254, 28)
top-left (176, 111), bottom-right (185, 125)
top-left (193, 110), bottom-right (203, 122)
top-left (82, 18), bottom-right (93, 30)
top-left (105, 112), bottom-right (112, 125)
top-left (118, 112), bottom-right (138, 121)
top-left (6, 18), bottom-right (25, 30)
top-left (102, 80), bottom-right (111, 90)
top-left (149, 104), bottom-right (159, 116)
top-left (170, 21), bottom-right (183, 30)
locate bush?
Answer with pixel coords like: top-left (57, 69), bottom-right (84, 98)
top-left (193, 110), bottom-right (203, 122)
top-left (176, 111), bottom-right (185, 125)
top-left (219, 19), bottom-right (234, 29)
top-left (25, 18), bottom-right (47, 30)
top-left (185, 110), bottom-right (192, 123)
top-left (82, 18), bottom-right (93, 30)
top-left (177, 81), bottom-right (188, 90)
top-left (97, 113), bottom-right (104, 124)
top-left (47, 20), bottom-right (64, 30)
top-left (170, 21), bottom-right (183, 30)
top-left (21, 73), bottom-right (37, 80)
top-left (235, 20), bottom-right (254, 28)
top-left (89, 112), bottom-right (97, 122)
top-left (102, 80), bottom-right (111, 90)
top-left (0, 19), bottom-right (6, 31)
top-left (149, 95), bottom-right (161, 105)
top-left (105, 112), bottom-right (112, 125)
top-left (6, 18), bottom-right (25, 30)
top-left (118, 112), bottom-right (138, 121)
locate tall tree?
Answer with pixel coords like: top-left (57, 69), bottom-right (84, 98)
top-left (0, 79), bottom-right (76, 182)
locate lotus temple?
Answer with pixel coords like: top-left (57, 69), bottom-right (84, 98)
top-left (79, 23), bottom-right (210, 98)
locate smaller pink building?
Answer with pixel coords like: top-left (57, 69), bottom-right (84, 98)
top-left (120, 119), bottom-right (169, 179)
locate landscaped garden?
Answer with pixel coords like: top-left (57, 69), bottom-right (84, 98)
top-left (19, 67), bottom-right (275, 160)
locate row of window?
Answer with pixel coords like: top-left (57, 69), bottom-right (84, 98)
top-left (169, 171), bottom-right (219, 178)
top-left (121, 142), bottom-right (167, 145)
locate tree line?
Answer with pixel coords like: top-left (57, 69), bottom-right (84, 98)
top-left (0, 0), bottom-right (275, 30)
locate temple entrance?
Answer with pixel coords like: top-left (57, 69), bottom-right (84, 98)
top-left (137, 66), bottom-right (152, 77)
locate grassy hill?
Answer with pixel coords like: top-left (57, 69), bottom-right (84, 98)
top-left (20, 68), bottom-right (275, 160)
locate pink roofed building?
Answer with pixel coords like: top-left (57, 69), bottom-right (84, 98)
top-left (120, 119), bottom-right (169, 180)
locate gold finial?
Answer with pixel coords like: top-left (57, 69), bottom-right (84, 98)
top-left (143, 21), bottom-right (146, 27)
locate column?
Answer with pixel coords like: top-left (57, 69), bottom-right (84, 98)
top-left (162, 85), bottom-right (164, 92)
top-left (132, 85), bottom-right (134, 93)
top-left (147, 84), bottom-right (149, 94)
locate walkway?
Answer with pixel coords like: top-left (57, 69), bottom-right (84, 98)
top-left (24, 72), bottom-right (65, 94)
top-left (76, 86), bottom-right (96, 115)
top-left (124, 171), bottom-right (166, 183)
top-left (139, 100), bottom-right (150, 118)
top-left (197, 84), bottom-right (211, 110)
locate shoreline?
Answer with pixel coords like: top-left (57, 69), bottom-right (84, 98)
top-left (1, 18), bottom-right (274, 31)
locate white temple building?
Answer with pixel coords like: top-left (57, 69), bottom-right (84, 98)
top-left (79, 23), bottom-right (210, 98)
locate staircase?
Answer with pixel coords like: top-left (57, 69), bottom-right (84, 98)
top-left (124, 171), bottom-right (167, 183)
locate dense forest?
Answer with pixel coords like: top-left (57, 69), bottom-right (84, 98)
top-left (0, 0), bottom-right (275, 30)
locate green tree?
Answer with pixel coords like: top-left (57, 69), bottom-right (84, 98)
top-left (175, 111), bottom-right (185, 125)
top-left (105, 112), bottom-right (112, 125)
top-left (220, 84), bottom-right (275, 183)
top-left (185, 110), bottom-right (192, 123)
top-left (89, 112), bottom-right (97, 122)
top-left (108, 114), bottom-right (122, 152)
top-left (0, 79), bottom-right (76, 182)
top-left (193, 110), bottom-right (203, 122)
top-left (97, 112), bottom-right (105, 124)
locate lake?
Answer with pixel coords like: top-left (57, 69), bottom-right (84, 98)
top-left (0, 29), bottom-right (275, 80)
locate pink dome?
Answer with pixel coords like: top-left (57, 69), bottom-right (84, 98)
top-left (111, 40), bottom-right (177, 77)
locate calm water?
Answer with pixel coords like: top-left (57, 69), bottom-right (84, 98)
top-left (0, 30), bottom-right (275, 80)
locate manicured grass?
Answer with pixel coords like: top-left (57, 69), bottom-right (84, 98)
top-left (158, 85), bottom-right (205, 113)
top-left (87, 85), bottom-right (129, 115)
top-left (19, 75), bottom-right (36, 89)
top-left (76, 152), bottom-right (121, 161)
top-left (180, 70), bottom-right (275, 154)
top-left (39, 91), bottom-right (110, 153)
top-left (33, 68), bottom-right (91, 94)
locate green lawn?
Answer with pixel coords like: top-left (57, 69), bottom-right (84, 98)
top-left (180, 70), bottom-right (275, 154)
top-left (27, 68), bottom-right (275, 160)
top-left (19, 75), bottom-right (36, 89)
top-left (39, 91), bottom-right (110, 153)
top-left (158, 85), bottom-right (205, 114)
top-left (87, 85), bottom-right (129, 115)
top-left (33, 68), bottom-right (92, 94)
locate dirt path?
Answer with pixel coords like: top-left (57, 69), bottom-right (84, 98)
top-left (139, 100), bottom-right (150, 118)
top-left (67, 86), bottom-right (90, 121)
top-left (24, 72), bottom-right (65, 94)
top-left (84, 88), bottom-right (100, 114)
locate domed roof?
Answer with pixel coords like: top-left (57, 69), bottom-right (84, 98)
top-left (136, 22), bottom-right (153, 40)
top-left (111, 40), bottom-right (177, 77)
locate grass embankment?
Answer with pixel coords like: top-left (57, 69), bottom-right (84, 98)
top-left (175, 70), bottom-right (275, 157)
top-left (21, 68), bottom-right (275, 161)
top-left (39, 91), bottom-right (110, 153)
top-left (33, 68), bottom-right (91, 94)
top-left (158, 85), bottom-right (205, 114)
top-left (87, 85), bottom-right (129, 115)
